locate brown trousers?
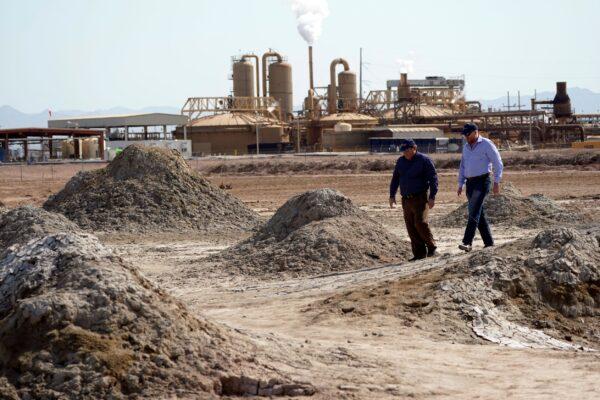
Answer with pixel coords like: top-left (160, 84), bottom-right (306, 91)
top-left (401, 192), bottom-right (436, 258)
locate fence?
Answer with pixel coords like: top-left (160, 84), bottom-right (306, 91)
top-left (0, 162), bottom-right (107, 183)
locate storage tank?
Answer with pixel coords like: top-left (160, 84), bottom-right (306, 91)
top-left (232, 59), bottom-right (255, 98)
top-left (268, 61), bottom-right (293, 120)
top-left (61, 140), bottom-right (74, 159)
top-left (338, 70), bottom-right (357, 112)
top-left (82, 138), bottom-right (99, 159)
top-left (553, 81), bottom-right (572, 120)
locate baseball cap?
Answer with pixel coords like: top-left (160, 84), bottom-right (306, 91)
top-left (400, 138), bottom-right (416, 151)
top-left (461, 123), bottom-right (478, 136)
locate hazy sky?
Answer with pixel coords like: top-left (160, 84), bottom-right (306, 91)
top-left (1, 0), bottom-right (599, 113)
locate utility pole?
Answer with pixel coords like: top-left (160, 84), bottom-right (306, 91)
top-left (506, 91), bottom-right (511, 112)
top-left (359, 47), bottom-right (363, 102)
top-left (517, 90), bottom-right (522, 110)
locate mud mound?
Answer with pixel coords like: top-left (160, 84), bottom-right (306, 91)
top-left (44, 145), bottom-right (260, 234)
top-left (209, 189), bottom-right (411, 278)
top-left (436, 182), bottom-right (582, 228)
top-left (0, 205), bottom-right (80, 251)
top-left (493, 227), bottom-right (600, 318)
top-left (0, 233), bottom-right (314, 399)
top-left (312, 226), bottom-right (600, 349)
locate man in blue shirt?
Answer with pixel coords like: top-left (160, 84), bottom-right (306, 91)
top-left (389, 139), bottom-right (438, 261)
top-left (457, 123), bottom-right (504, 252)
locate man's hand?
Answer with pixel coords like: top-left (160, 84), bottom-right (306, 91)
top-left (493, 182), bottom-right (500, 195)
top-left (428, 198), bottom-right (435, 209)
top-left (389, 197), bottom-right (396, 209)
top-left (457, 186), bottom-right (463, 196)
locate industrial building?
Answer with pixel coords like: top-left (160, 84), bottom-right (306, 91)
top-left (48, 113), bottom-right (191, 159)
top-left (0, 127), bottom-right (105, 162)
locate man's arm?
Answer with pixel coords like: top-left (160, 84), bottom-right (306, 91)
top-left (486, 140), bottom-right (503, 194)
top-left (487, 141), bottom-right (503, 183)
top-left (389, 159), bottom-right (401, 207)
top-left (457, 151), bottom-right (466, 195)
top-left (424, 157), bottom-right (438, 199)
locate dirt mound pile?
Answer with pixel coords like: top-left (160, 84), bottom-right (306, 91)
top-left (493, 227), bottom-right (600, 318)
top-left (209, 189), bottom-right (411, 278)
top-left (0, 233), bottom-right (314, 399)
top-left (44, 145), bottom-right (260, 234)
top-left (436, 182), bottom-right (582, 228)
top-left (0, 205), bottom-right (80, 251)
top-left (312, 226), bottom-right (600, 349)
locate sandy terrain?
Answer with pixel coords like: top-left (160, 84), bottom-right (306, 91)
top-left (2, 151), bottom-right (600, 399)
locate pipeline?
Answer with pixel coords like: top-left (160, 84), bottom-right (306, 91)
top-left (328, 58), bottom-right (350, 114)
top-left (241, 54), bottom-right (260, 97)
top-left (261, 51), bottom-right (283, 99)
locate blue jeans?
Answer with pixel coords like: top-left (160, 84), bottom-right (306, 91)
top-left (462, 175), bottom-right (494, 246)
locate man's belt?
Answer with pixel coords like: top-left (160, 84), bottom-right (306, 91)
top-left (466, 173), bottom-right (490, 181)
top-left (402, 191), bottom-right (427, 200)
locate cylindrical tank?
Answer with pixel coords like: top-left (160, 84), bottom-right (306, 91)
top-left (61, 140), bottom-right (74, 159)
top-left (82, 139), bottom-right (99, 159)
top-left (338, 70), bottom-right (357, 111)
top-left (268, 61), bottom-right (293, 121)
top-left (232, 59), bottom-right (255, 98)
top-left (553, 81), bottom-right (572, 119)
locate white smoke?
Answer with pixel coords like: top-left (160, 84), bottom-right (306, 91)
top-left (396, 51), bottom-right (416, 74)
top-left (291, 0), bottom-right (330, 45)
top-left (396, 59), bottom-right (415, 74)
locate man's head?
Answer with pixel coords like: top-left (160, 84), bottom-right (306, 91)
top-left (400, 139), bottom-right (417, 160)
top-left (461, 123), bottom-right (479, 143)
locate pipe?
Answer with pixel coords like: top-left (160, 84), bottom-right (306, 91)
top-left (328, 58), bottom-right (350, 114)
top-left (261, 51), bottom-right (283, 99)
top-left (308, 46), bottom-right (314, 91)
top-left (241, 54), bottom-right (260, 97)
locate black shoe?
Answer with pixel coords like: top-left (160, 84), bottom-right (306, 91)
top-left (484, 244), bottom-right (494, 248)
top-left (427, 246), bottom-right (437, 257)
top-left (408, 255), bottom-right (426, 262)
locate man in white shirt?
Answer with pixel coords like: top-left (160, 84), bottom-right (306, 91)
top-left (457, 123), bottom-right (504, 252)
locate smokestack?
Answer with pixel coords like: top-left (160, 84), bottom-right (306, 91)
top-left (553, 81), bottom-right (572, 120)
top-left (308, 46), bottom-right (314, 90)
top-left (398, 73), bottom-right (410, 100)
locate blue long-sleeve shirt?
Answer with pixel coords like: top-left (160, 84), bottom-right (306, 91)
top-left (458, 136), bottom-right (503, 188)
top-left (390, 152), bottom-right (438, 200)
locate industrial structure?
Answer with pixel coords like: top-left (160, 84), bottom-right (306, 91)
top-left (0, 45), bottom-right (582, 162)
top-left (176, 50), bottom-right (294, 155)
top-left (0, 127), bottom-right (105, 162)
top-left (173, 44), bottom-right (595, 155)
top-left (48, 113), bottom-right (191, 159)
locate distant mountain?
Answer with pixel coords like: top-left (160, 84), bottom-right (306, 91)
top-left (0, 105), bottom-right (181, 129)
top-left (478, 87), bottom-right (600, 114)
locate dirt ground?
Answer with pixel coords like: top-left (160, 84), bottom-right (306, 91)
top-left (2, 151), bottom-right (600, 399)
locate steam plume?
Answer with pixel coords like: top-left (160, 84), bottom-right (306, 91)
top-left (291, 0), bottom-right (330, 45)
top-left (396, 59), bottom-right (415, 74)
top-left (396, 51), bottom-right (416, 74)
